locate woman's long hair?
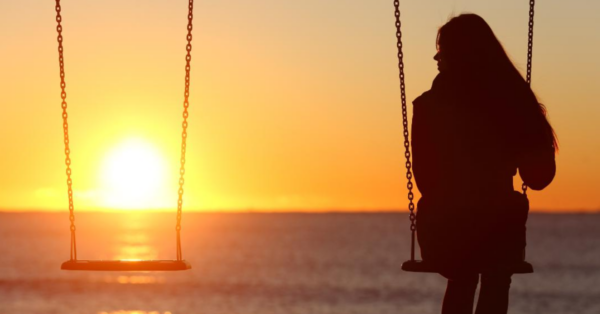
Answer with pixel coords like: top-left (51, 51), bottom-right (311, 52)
top-left (437, 14), bottom-right (558, 150)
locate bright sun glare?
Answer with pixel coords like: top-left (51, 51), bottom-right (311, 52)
top-left (100, 138), bottom-right (170, 210)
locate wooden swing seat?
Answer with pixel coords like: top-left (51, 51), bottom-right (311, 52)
top-left (401, 259), bottom-right (533, 274)
top-left (61, 259), bottom-right (192, 271)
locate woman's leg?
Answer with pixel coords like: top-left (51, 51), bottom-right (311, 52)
top-left (441, 272), bottom-right (479, 314)
top-left (474, 273), bottom-right (512, 314)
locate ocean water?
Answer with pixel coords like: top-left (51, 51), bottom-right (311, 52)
top-left (0, 212), bottom-right (598, 314)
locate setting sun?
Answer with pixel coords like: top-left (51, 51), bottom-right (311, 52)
top-left (99, 138), bottom-right (171, 210)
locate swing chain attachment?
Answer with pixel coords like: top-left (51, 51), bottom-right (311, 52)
top-left (393, 0), bottom-right (416, 261)
top-left (176, 0), bottom-right (195, 261)
top-left (522, 0), bottom-right (535, 195)
top-left (55, 0), bottom-right (77, 261)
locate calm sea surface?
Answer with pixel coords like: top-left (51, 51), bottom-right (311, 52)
top-left (0, 212), bottom-right (598, 314)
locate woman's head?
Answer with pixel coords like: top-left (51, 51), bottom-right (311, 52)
top-left (435, 14), bottom-right (558, 151)
top-left (435, 14), bottom-right (510, 74)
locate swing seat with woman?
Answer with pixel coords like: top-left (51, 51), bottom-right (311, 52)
top-left (394, 8), bottom-right (557, 314)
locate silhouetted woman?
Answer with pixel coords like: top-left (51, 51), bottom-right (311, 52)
top-left (412, 14), bottom-right (557, 314)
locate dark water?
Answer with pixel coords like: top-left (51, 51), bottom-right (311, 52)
top-left (0, 212), bottom-right (598, 314)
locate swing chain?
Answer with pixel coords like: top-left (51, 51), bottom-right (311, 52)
top-left (526, 0), bottom-right (535, 86)
top-left (55, 0), bottom-right (77, 261)
top-left (393, 0), bottom-right (416, 260)
top-left (522, 0), bottom-right (535, 195)
top-left (176, 0), bottom-right (194, 261)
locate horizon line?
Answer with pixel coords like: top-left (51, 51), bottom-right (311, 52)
top-left (1, 208), bottom-right (598, 214)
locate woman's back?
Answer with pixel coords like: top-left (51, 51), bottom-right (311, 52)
top-left (412, 72), bottom-right (520, 202)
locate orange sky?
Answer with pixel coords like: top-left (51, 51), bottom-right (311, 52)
top-left (1, 0), bottom-right (599, 212)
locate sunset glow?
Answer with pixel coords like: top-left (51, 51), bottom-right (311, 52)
top-left (0, 0), bottom-right (598, 212)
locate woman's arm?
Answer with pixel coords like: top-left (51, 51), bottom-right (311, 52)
top-left (519, 144), bottom-right (556, 190)
top-left (411, 73), bottom-right (455, 196)
top-left (517, 116), bottom-right (557, 190)
top-left (412, 99), bottom-right (435, 195)
top-left (412, 92), bottom-right (445, 196)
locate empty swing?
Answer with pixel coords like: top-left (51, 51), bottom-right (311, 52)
top-left (395, 0), bottom-right (537, 274)
top-left (55, 0), bottom-right (195, 271)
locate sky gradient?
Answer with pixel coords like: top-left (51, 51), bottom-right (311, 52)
top-left (1, 0), bottom-right (599, 212)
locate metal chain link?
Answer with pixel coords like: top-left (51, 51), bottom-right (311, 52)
top-left (393, 0), bottom-right (416, 261)
top-left (526, 0), bottom-right (535, 86)
top-left (55, 0), bottom-right (77, 261)
top-left (522, 0), bottom-right (535, 195)
top-left (176, 0), bottom-right (194, 261)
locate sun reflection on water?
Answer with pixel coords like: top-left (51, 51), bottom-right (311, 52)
top-left (117, 275), bottom-right (165, 284)
top-left (98, 311), bottom-right (172, 314)
top-left (111, 231), bottom-right (159, 261)
top-left (113, 244), bottom-right (158, 260)
top-left (118, 233), bottom-right (150, 244)
top-left (98, 275), bottom-right (166, 285)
